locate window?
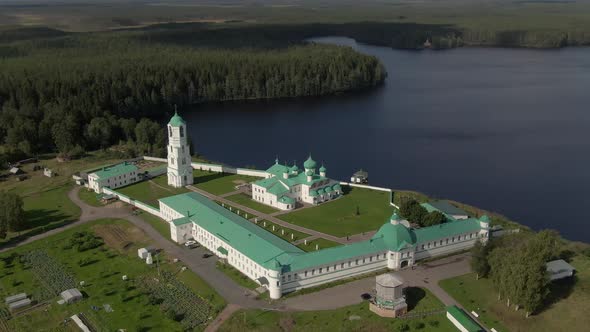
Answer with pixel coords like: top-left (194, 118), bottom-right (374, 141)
top-left (341, 263), bottom-right (344, 268)
top-left (168, 127), bottom-right (172, 137)
top-left (319, 268), bottom-right (323, 273)
top-left (304, 271), bottom-right (308, 277)
top-left (180, 126), bottom-right (184, 137)
top-left (421, 244), bottom-right (425, 250)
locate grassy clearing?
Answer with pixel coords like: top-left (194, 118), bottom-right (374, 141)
top-left (296, 237), bottom-right (340, 252)
top-left (137, 211), bottom-right (171, 240)
top-left (439, 254), bottom-right (590, 332)
top-left (0, 218), bottom-right (225, 331)
top-left (221, 287), bottom-right (456, 332)
top-left (279, 187), bottom-right (394, 237)
top-left (225, 193), bottom-right (278, 214)
top-left (116, 175), bottom-right (188, 207)
top-left (193, 170), bottom-right (258, 196)
top-left (216, 261), bottom-right (259, 290)
top-left (77, 187), bottom-right (104, 207)
top-left (253, 219), bottom-right (309, 244)
top-left (0, 153), bottom-right (122, 245)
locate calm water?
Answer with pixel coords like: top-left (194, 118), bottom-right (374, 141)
top-left (185, 37), bottom-right (590, 242)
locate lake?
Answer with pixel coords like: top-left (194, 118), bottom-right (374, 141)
top-left (185, 37), bottom-right (590, 242)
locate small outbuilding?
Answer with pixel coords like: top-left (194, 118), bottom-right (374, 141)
top-left (60, 288), bottom-right (83, 304)
top-left (9, 167), bottom-right (23, 175)
top-left (546, 259), bottom-right (576, 281)
top-left (5, 293), bottom-right (27, 304)
top-left (351, 169), bottom-right (369, 184)
top-left (8, 298), bottom-right (31, 312)
top-left (421, 200), bottom-right (470, 220)
top-left (43, 168), bottom-right (55, 177)
top-left (369, 273), bottom-right (407, 318)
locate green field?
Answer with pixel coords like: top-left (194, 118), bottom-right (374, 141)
top-left (220, 287), bottom-right (456, 332)
top-left (116, 175), bottom-right (189, 207)
top-left (297, 237), bottom-right (340, 252)
top-left (254, 219), bottom-right (309, 244)
top-left (439, 254), bottom-right (590, 332)
top-left (193, 170), bottom-right (258, 195)
top-left (279, 187), bottom-right (394, 237)
top-left (0, 218), bottom-right (225, 331)
top-left (225, 193), bottom-right (278, 214)
top-left (137, 211), bottom-right (172, 240)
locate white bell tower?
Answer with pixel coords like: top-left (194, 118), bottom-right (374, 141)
top-left (167, 110), bottom-right (193, 188)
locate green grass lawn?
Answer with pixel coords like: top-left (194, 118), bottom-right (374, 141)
top-left (0, 218), bottom-right (225, 332)
top-left (137, 211), bottom-right (171, 240)
top-left (193, 170), bottom-right (258, 196)
top-left (279, 187), bottom-right (394, 237)
top-left (225, 193), bottom-right (278, 214)
top-left (439, 254), bottom-right (590, 332)
top-left (297, 237), bottom-right (340, 252)
top-left (253, 219), bottom-right (309, 244)
top-left (116, 175), bottom-right (189, 207)
top-left (216, 261), bottom-right (259, 290)
top-left (77, 187), bottom-right (104, 207)
top-left (220, 287), bottom-right (456, 332)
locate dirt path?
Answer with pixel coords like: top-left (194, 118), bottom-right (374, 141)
top-left (204, 304), bottom-right (242, 332)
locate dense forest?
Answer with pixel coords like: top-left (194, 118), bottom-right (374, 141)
top-left (0, 28), bottom-right (386, 161)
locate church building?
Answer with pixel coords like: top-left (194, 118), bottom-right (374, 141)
top-left (167, 111), bottom-right (193, 188)
top-left (250, 156), bottom-right (342, 210)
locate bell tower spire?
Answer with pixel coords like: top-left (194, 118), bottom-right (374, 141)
top-left (167, 109), bottom-right (193, 188)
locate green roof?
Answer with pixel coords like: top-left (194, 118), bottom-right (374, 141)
top-left (319, 165), bottom-right (326, 172)
top-left (309, 190), bottom-right (318, 197)
top-left (479, 215), bottom-right (491, 223)
top-left (172, 217), bottom-right (192, 226)
top-left (168, 111), bottom-right (186, 127)
top-left (217, 246), bottom-right (228, 255)
top-left (414, 218), bottom-right (482, 244)
top-left (279, 196), bottom-right (295, 204)
top-left (324, 186), bottom-right (333, 193)
top-left (303, 156), bottom-right (317, 169)
top-left (91, 162), bottom-right (138, 179)
top-left (446, 305), bottom-right (483, 332)
top-left (372, 222), bottom-right (416, 251)
top-left (161, 193), bottom-right (484, 273)
top-left (159, 192), bottom-right (304, 268)
top-left (332, 184), bottom-right (341, 191)
top-left (266, 162), bottom-right (290, 177)
top-left (255, 165), bottom-right (331, 192)
top-left (422, 201), bottom-right (468, 218)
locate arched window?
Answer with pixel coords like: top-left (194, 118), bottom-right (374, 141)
top-left (180, 126), bottom-right (184, 137)
top-left (168, 126), bottom-right (172, 137)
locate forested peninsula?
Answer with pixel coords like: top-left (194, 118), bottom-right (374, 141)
top-left (0, 30), bottom-right (385, 160)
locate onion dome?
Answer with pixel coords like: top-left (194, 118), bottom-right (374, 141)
top-left (479, 215), bottom-right (491, 223)
top-left (317, 188), bottom-right (325, 195)
top-left (168, 110), bottom-right (186, 127)
top-left (319, 165), bottom-right (327, 173)
top-left (332, 184), bottom-right (341, 191)
top-left (324, 186), bottom-right (333, 193)
top-left (390, 212), bottom-right (403, 222)
top-left (309, 189), bottom-right (319, 197)
top-left (290, 165), bottom-right (299, 172)
top-left (304, 155), bottom-right (317, 169)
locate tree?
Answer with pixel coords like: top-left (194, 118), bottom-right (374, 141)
top-left (86, 117), bottom-right (112, 149)
top-left (422, 211), bottom-right (446, 227)
top-left (399, 199), bottom-right (427, 224)
top-left (0, 192), bottom-right (25, 237)
top-left (471, 238), bottom-right (491, 279)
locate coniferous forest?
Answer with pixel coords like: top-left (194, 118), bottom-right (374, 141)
top-left (0, 28), bottom-right (386, 161)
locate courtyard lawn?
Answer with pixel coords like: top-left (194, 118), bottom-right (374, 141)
top-left (297, 237), bottom-right (340, 252)
top-left (279, 187), bottom-right (394, 237)
top-left (439, 254), bottom-right (590, 332)
top-left (193, 169), bottom-right (258, 195)
top-left (225, 193), bottom-right (278, 214)
top-left (254, 219), bottom-right (310, 244)
top-left (116, 174), bottom-right (189, 206)
top-left (0, 218), bottom-right (225, 332)
top-left (220, 288), bottom-right (456, 332)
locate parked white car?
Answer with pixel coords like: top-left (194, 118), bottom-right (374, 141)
top-left (184, 240), bottom-right (197, 248)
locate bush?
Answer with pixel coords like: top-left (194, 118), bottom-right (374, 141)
top-left (397, 323), bottom-right (410, 332)
top-left (428, 320), bottom-right (439, 327)
top-left (412, 321), bottom-right (425, 329)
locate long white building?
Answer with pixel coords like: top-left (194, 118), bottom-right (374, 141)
top-left (87, 162), bottom-right (140, 193)
top-left (162, 191), bottom-right (490, 300)
top-left (251, 157), bottom-right (342, 210)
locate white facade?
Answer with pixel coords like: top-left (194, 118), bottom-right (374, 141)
top-left (167, 113), bottom-right (193, 188)
top-left (87, 163), bottom-right (139, 193)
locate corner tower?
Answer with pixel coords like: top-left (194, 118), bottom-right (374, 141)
top-left (167, 110), bottom-right (193, 188)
